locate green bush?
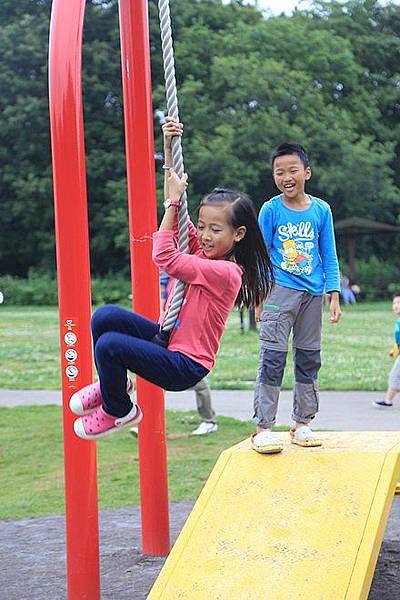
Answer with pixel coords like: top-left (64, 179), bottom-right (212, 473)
top-left (0, 274), bottom-right (132, 306)
top-left (1, 260), bottom-right (398, 304)
top-left (356, 257), bottom-right (400, 300)
top-left (0, 274), bottom-right (57, 305)
top-left (91, 277), bottom-right (131, 305)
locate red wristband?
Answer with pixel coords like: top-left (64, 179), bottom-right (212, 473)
top-left (163, 197), bottom-right (180, 209)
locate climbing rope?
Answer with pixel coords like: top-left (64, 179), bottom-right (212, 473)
top-left (155, 0), bottom-right (189, 346)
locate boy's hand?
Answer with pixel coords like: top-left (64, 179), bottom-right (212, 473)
top-left (328, 291), bottom-right (341, 323)
top-left (167, 169), bottom-right (188, 200)
top-left (162, 116), bottom-right (183, 149)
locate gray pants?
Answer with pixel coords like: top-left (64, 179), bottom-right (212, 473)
top-left (389, 355), bottom-right (400, 390)
top-left (192, 377), bottom-right (216, 423)
top-left (253, 284), bottom-right (323, 428)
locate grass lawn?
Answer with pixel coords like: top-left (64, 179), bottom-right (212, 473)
top-left (0, 302), bottom-right (394, 391)
top-left (0, 405), bottom-right (288, 520)
top-left (0, 303), bottom-right (396, 521)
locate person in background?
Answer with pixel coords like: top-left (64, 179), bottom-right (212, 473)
top-left (190, 378), bottom-right (218, 435)
top-left (373, 292), bottom-right (400, 408)
top-left (340, 272), bottom-right (356, 305)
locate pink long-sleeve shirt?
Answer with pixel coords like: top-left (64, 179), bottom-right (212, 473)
top-left (152, 222), bottom-right (243, 371)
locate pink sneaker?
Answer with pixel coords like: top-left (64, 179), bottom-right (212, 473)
top-left (73, 403), bottom-right (142, 440)
top-left (69, 379), bottom-right (134, 416)
top-left (69, 382), bottom-right (102, 416)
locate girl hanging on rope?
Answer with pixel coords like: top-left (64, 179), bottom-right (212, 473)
top-left (70, 117), bottom-right (274, 440)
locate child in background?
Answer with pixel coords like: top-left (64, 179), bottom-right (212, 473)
top-left (373, 292), bottom-right (400, 408)
top-left (340, 272), bottom-right (356, 305)
top-left (252, 142), bottom-right (341, 454)
top-left (130, 376), bottom-right (217, 437)
top-left (190, 378), bottom-right (218, 435)
top-left (69, 117), bottom-right (274, 440)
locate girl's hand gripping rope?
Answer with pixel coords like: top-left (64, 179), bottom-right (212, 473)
top-left (167, 170), bottom-right (188, 201)
top-left (162, 116), bottom-right (183, 151)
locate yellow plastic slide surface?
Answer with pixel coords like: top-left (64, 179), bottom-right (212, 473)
top-left (149, 432), bottom-right (400, 600)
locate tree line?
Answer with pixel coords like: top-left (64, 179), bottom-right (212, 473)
top-left (0, 0), bottom-right (399, 279)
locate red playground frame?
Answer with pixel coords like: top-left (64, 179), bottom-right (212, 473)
top-left (48, 1), bottom-right (169, 598)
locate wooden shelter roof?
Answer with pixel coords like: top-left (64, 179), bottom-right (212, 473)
top-left (335, 217), bottom-right (400, 236)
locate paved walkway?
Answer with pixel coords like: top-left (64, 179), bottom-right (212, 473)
top-left (1, 388), bottom-right (399, 430)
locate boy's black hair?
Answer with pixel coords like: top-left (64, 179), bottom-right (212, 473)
top-left (393, 292), bottom-right (400, 299)
top-left (199, 188), bottom-right (274, 308)
top-left (271, 142), bottom-right (310, 169)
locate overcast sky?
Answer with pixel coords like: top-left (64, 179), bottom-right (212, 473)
top-left (249, 0), bottom-right (310, 14)
top-left (223, 0), bottom-right (399, 16)
top-left (222, 0), bottom-right (311, 15)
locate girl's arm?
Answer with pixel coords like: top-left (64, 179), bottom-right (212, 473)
top-left (158, 169), bottom-right (187, 232)
top-left (160, 117), bottom-right (201, 254)
top-left (153, 230), bottom-right (241, 294)
top-left (155, 140), bottom-right (239, 293)
top-left (153, 169), bottom-right (242, 296)
top-left (161, 171), bottom-right (202, 256)
top-left (162, 117), bottom-right (182, 201)
top-left (160, 118), bottom-right (185, 233)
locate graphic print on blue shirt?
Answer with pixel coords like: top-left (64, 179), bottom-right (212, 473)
top-left (278, 220), bottom-right (315, 276)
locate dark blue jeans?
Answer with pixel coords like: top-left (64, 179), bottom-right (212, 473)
top-left (91, 305), bottom-right (208, 417)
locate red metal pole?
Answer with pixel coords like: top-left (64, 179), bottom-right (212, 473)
top-left (49, 1), bottom-right (100, 597)
top-left (118, 0), bottom-right (170, 555)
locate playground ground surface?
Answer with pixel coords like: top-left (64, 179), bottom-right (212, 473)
top-left (2, 388), bottom-right (400, 598)
top-left (1, 497), bottom-right (399, 599)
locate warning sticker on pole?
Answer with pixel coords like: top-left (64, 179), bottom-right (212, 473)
top-left (61, 318), bottom-right (81, 386)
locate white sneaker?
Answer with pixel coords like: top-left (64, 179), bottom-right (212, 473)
top-left (191, 422), bottom-right (218, 436)
top-left (290, 426), bottom-right (322, 447)
top-left (129, 426), bottom-right (139, 437)
top-left (251, 430), bottom-right (283, 454)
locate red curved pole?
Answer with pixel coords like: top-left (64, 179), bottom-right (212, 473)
top-left (49, 1), bottom-right (100, 598)
top-left (119, 0), bottom-right (170, 555)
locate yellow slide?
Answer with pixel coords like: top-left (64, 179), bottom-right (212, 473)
top-left (149, 432), bottom-right (400, 600)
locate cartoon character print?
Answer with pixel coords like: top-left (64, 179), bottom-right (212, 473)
top-left (278, 221), bottom-right (314, 276)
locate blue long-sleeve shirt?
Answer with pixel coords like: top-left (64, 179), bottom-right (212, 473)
top-left (395, 319), bottom-right (400, 346)
top-left (258, 194), bottom-right (340, 295)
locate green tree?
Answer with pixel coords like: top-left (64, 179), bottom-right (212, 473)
top-left (0, 0), bottom-right (399, 278)
top-left (0, 4), bottom-right (53, 275)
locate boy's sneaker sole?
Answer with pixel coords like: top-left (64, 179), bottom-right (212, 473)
top-left (290, 438), bottom-right (322, 447)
